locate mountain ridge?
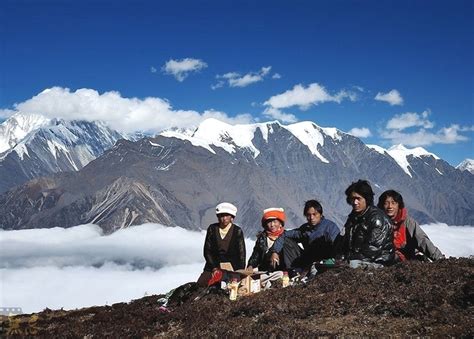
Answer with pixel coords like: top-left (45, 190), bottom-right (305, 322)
top-left (1, 116), bottom-right (472, 233)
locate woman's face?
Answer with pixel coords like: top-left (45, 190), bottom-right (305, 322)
top-left (305, 207), bottom-right (322, 226)
top-left (383, 196), bottom-right (400, 219)
top-left (266, 219), bottom-right (282, 233)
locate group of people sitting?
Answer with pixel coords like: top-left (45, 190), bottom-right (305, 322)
top-left (197, 179), bottom-right (445, 287)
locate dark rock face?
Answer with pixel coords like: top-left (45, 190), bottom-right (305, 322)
top-left (1, 119), bottom-right (473, 234)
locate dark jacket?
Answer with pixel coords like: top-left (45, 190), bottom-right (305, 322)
top-left (343, 205), bottom-right (395, 265)
top-left (203, 223), bottom-right (246, 272)
top-left (247, 231), bottom-right (301, 271)
top-left (273, 217), bottom-right (343, 266)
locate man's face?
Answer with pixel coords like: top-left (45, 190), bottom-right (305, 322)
top-left (349, 192), bottom-right (367, 214)
top-left (383, 196), bottom-right (399, 219)
top-left (305, 207), bottom-right (322, 226)
top-left (217, 213), bottom-right (233, 227)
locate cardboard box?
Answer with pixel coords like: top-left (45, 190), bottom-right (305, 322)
top-left (235, 269), bottom-right (264, 296)
top-left (219, 263), bottom-right (264, 296)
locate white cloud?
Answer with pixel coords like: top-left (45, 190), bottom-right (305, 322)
top-left (263, 83), bottom-right (355, 111)
top-left (0, 108), bottom-right (16, 118)
top-left (381, 124), bottom-right (470, 146)
top-left (262, 107), bottom-right (298, 123)
top-left (260, 66), bottom-right (271, 76)
top-left (459, 125), bottom-right (474, 132)
top-left (348, 127), bottom-right (372, 138)
top-left (213, 66), bottom-right (272, 88)
top-left (4, 87), bottom-right (254, 133)
top-left (1, 222), bottom-right (471, 313)
top-left (374, 89), bottom-right (404, 106)
top-left (211, 81), bottom-right (224, 90)
top-left (162, 58), bottom-right (207, 82)
top-left (381, 110), bottom-right (472, 146)
top-left (420, 223), bottom-right (474, 258)
top-left (0, 224), bottom-right (474, 313)
top-left (0, 223), bottom-right (257, 313)
top-left (150, 66), bottom-right (157, 73)
top-left (272, 73), bottom-right (282, 79)
top-left (386, 110), bottom-right (434, 130)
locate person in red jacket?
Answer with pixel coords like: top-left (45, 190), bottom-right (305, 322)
top-left (377, 190), bottom-right (444, 262)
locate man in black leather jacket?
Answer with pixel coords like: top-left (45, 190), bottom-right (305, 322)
top-left (343, 180), bottom-right (394, 266)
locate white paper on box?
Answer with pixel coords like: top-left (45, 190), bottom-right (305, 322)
top-left (250, 279), bottom-right (261, 293)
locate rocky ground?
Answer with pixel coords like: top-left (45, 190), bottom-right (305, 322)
top-left (1, 258), bottom-right (473, 337)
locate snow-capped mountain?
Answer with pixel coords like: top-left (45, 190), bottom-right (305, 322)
top-left (456, 158), bottom-right (474, 174)
top-left (367, 144), bottom-right (440, 177)
top-left (163, 118), bottom-right (345, 162)
top-left (1, 117), bottom-right (472, 233)
top-left (0, 114), bottom-right (125, 192)
top-left (0, 113), bottom-right (50, 153)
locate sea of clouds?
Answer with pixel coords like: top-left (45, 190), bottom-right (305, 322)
top-left (0, 223), bottom-right (472, 313)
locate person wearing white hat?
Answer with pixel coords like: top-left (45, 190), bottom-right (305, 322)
top-left (197, 202), bottom-right (246, 287)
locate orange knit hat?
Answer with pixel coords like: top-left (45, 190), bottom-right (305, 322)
top-left (261, 207), bottom-right (286, 227)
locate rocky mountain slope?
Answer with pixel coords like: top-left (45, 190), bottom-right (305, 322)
top-left (0, 118), bottom-right (472, 233)
top-left (0, 113), bottom-right (125, 193)
top-left (1, 258), bottom-right (472, 337)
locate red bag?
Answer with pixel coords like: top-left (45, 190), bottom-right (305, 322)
top-left (207, 269), bottom-right (223, 286)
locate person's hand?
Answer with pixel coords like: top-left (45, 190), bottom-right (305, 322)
top-left (270, 253), bottom-right (280, 268)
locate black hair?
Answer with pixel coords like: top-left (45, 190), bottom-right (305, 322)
top-left (377, 190), bottom-right (405, 209)
top-left (345, 179), bottom-right (374, 206)
top-left (303, 199), bottom-right (323, 216)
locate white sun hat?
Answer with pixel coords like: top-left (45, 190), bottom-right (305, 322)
top-left (215, 202), bottom-right (238, 217)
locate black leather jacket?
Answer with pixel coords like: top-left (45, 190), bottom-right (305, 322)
top-left (343, 206), bottom-right (394, 265)
top-left (203, 223), bottom-right (246, 272)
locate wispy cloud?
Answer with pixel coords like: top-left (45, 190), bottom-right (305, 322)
top-left (212, 66), bottom-right (272, 89)
top-left (264, 83), bottom-right (356, 111)
top-left (272, 73), bottom-right (282, 79)
top-left (3, 87), bottom-right (253, 133)
top-left (374, 89), bottom-right (404, 106)
top-left (380, 109), bottom-right (472, 146)
top-left (262, 107), bottom-right (298, 123)
top-left (150, 66), bottom-right (157, 73)
top-left (348, 127), bottom-right (372, 138)
top-left (381, 124), bottom-right (470, 146)
top-left (386, 110), bottom-right (434, 130)
top-left (162, 58), bottom-right (207, 82)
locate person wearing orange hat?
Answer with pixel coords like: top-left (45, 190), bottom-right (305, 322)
top-left (247, 208), bottom-right (301, 273)
top-left (197, 202), bottom-right (246, 287)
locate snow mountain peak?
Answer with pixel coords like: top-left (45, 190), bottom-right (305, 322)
top-left (0, 112), bottom-right (51, 154)
top-left (367, 143), bottom-right (441, 177)
top-left (161, 118), bottom-right (346, 163)
top-left (456, 158), bottom-right (474, 174)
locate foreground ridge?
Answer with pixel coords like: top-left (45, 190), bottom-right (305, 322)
top-left (1, 258), bottom-right (472, 337)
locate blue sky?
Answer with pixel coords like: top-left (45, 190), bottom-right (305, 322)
top-left (1, 0), bottom-right (472, 166)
